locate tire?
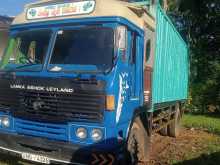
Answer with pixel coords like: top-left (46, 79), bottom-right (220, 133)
top-left (159, 126), bottom-right (168, 136)
top-left (127, 117), bottom-right (151, 164)
top-left (168, 103), bottom-right (181, 137)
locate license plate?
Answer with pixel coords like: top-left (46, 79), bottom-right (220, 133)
top-left (21, 153), bottom-right (50, 164)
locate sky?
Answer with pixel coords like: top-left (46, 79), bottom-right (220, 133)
top-left (0, 0), bottom-right (38, 16)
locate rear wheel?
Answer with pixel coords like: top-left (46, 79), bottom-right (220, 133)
top-left (127, 117), bottom-right (151, 164)
top-left (159, 126), bottom-right (168, 136)
top-left (168, 103), bottom-right (181, 137)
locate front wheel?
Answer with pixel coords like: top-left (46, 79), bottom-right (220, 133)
top-left (127, 117), bottom-right (151, 164)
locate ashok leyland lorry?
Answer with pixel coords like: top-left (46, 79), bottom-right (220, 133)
top-left (0, 0), bottom-right (188, 164)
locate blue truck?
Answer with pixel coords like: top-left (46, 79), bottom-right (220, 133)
top-left (0, 0), bottom-right (188, 164)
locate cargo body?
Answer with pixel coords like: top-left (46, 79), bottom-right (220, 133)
top-left (0, 0), bottom-right (188, 164)
top-left (152, 6), bottom-right (188, 106)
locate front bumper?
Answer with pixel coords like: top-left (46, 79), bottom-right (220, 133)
top-left (0, 132), bottom-right (120, 165)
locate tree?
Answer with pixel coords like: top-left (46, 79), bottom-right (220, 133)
top-left (168, 0), bottom-right (220, 113)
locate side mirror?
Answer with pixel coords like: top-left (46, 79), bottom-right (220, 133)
top-left (116, 26), bottom-right (127, 62)
top-left (116, 26), bottom-right (127, 50)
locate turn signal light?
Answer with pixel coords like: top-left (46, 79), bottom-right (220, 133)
top-left (106, 95), bottom-right (115, 111)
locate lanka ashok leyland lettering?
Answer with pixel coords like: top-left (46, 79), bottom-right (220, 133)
top-left (10, 84), bottom-right (74, 93)
top-left (0, 0), bottom-right (188, 164)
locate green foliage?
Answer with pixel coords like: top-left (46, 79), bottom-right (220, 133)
top-left (168, 0), bottom-right (220, 113)
top-left (182, 114), bottom-right (220, 135)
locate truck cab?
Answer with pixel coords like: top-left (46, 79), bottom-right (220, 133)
top-left (0, 0), bottom-right (188, 164)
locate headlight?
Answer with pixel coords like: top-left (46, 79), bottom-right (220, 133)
top-left (2, 117), bottom-right (10, 128)
top-left (76, 127), bottom-right (87, 140)
top-left (91, 129), bottom-right (103, 142)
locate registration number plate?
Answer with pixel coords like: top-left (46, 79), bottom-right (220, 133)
top-left (21, 153), bottom-right (50, 164)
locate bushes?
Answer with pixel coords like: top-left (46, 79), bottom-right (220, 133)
top-left (167, 0), bottom-right (220, 114)
top-left (187, 80), bottom-right (220, 114)
top-left (189, 55), bottom-right (220, 114)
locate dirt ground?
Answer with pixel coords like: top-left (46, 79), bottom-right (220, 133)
top-left (149, 128), bottom-right (220, 165)
top-left (0, 128), bottom-right (220, 165)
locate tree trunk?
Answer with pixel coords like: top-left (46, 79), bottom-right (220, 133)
top-left (164, 0), bottom-right (168, 11)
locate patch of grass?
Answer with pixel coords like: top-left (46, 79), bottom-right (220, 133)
top-left (183, 135), bottom-right (220, 159)
top-left (0, 154), bottom-right (22, 165)
top-left (182, 113), bottom-right (220, 135)
top-left (174, 136), bottom-right (220, 165)
top-left (174, 114), bottom-right (220, 165)
top-left (171, 138), bottom-right (220, 165)
top-left (175, 152), bottom-right (220, 165)
top-left (0, 154), bottom-right (32, 165)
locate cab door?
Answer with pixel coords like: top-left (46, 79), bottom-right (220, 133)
top-left (128, 30), bottom-right (138, 99)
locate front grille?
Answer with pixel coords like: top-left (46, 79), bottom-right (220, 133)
top-left (0, 76), bottom-right (106, 124)
top-left (13, 90), bottom-right (105, 123)
top-left (0, 86), bottom-right (19, 113)
top-left (0, 87), bottom-right (18, 107)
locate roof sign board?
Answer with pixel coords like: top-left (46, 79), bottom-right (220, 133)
top-left (27, 0), bottom-right (96, 20)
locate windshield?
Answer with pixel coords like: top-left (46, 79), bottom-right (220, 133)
top-left (49, 27), bottom-right (114, 73)
top-left (0, 30), bottom-right (52, 71)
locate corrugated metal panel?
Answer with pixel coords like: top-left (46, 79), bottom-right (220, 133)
top-left (152, 5), bottom-right (189, 105)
